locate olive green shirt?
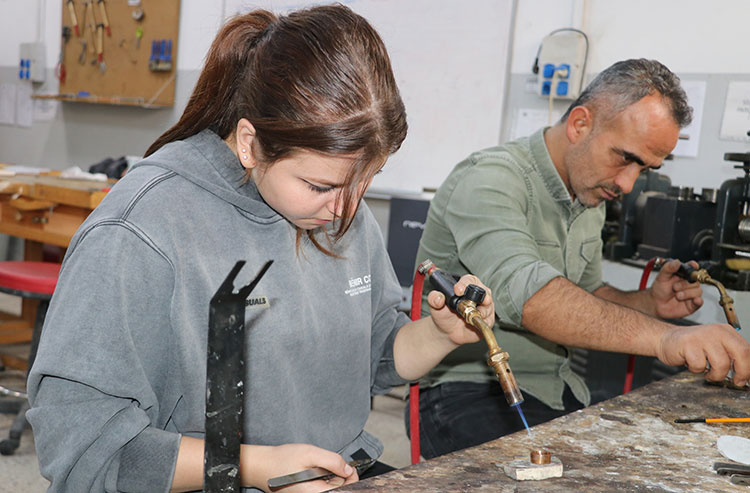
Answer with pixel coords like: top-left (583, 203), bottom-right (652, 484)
top-left (416, 128), bottom-right (605, 410)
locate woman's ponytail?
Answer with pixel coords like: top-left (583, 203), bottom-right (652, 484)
top-left (143, 5), bottom-right (407, 252)
top-left (144, 11), bottom-right (276, 157)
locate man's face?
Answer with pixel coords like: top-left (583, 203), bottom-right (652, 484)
top-left (564, 94), bottom-right (680, 207)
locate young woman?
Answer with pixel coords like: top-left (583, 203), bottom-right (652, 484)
top-left (27, 5), bottom-right (494, 492)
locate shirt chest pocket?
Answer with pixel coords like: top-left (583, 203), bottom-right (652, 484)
top-left (566, 237), bottom-right (601, 284)
top-left (535, 239), bottom-right (563, 272)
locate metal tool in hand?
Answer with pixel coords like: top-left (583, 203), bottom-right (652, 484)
top-left (654, 257), bottom-right (741, 330)
top-left (655, 257), bottom-right (748, 390)
top-left (204, 260), bottom-right (273, 493)
top-left (417, 259), bottom-right (524, 407)
top-left (267, 458), bottom-right (376, 490)
top-left (715, 462), bottom-right (750, 486)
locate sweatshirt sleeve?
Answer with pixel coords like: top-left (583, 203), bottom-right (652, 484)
top-left (360, 207), bottom-right (411, 395)
top-left (444, 158), bottom-right (562, 327)
top-left (27, 224), bottom-right (181, 493)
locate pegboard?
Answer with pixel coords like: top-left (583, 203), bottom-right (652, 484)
top-left (57, 0), bottom-right (180, 107)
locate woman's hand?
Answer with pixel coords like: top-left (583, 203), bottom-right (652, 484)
top-left (242, 443), bottom-right (358, 492)
top-left (427, 274), bottom-right (495, 346)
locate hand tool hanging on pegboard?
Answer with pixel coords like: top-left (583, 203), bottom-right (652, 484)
top-left (83, 1), bottom-right (97, 63)
top-left (66, 0), bottom-right (80, 37)
top-left (56, 27), bottom-right (71, 84)
top-left (95, 22), bottom-right (106, 72)
top-left (96, 0), bottom-right (111, 36)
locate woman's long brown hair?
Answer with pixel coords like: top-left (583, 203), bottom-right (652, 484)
top-left (145, 5), bottom-right (407, 253)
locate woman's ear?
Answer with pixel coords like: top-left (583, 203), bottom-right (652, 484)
top-left (235, 118), bottom-right (257, 169)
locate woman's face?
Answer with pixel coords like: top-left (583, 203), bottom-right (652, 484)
top-left (250, 150), bottom-right (363, 230)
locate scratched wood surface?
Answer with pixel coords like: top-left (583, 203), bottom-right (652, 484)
top-left (341, 372), bottom-right (749, 492)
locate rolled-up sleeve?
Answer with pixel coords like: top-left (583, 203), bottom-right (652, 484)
top-left (578, 237), bottom-right (605, 293)
top-left (443, 158), bottom-right (562, 326)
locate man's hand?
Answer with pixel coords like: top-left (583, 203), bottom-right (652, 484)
top-left (657, 323), bottom-right (750, 386)
top-left (649, 259), bottom-right (704, 319)
top-left (427, 274), bottom-right (494, 346)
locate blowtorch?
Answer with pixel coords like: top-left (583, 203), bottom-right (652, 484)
top-left (417, 259), bottom-right (524, 407)
top-left (654, 257), bottom-right (747, 390)
top-left (654, 258), bottom-right (741, 331)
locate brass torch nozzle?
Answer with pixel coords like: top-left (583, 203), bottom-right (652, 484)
top-left (418, 260), bottom-right (525, 407)
top-left (655, 258), bottom-right (742, 331)
top-left (704, 278), bottom-right (741, 331)
top-left (457, 299), bottom-right (524, 407)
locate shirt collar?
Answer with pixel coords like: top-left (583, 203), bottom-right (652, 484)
top-left (529, 127), bottom-right (574, 204)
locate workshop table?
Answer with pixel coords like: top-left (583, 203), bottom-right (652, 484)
top-left (0, 173), bottom-right (109, 249)
top-left (0, 172), bottom-right (110, 369)
top-left (341, 372), bottom-right (749, 492)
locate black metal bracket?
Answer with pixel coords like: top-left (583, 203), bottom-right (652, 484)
top-left (204, 260), bottom-right (273, 493)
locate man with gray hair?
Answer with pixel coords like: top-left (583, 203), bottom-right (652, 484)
top-left (409, 59), bottom-right (750, 458)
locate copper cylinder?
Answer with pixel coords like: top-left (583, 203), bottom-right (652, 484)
top-left (530, 449), bottom-right (551, 465)
top-left (487, 351), bottom-right (524, 406)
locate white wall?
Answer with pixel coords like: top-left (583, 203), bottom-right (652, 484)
top-left (0, 1), bottom-right (223, 70)
top-left (506, 0), bottom-right (750, 190)
top-left (511, 0), bottom-right (750, 74)
top-left (1, 0), bottom-right (750, 192)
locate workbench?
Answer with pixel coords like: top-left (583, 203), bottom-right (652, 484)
top-left (0, 173), bottom-right (109, 249)
top-left (342, 372), bottom-right (749, 492)
top-left (0, 171), bottom-right (110, 369)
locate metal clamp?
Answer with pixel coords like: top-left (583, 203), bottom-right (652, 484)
top-left (204, 260), bottom-right (273, 493)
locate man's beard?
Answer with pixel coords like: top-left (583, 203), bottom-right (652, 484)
top-left (576, 183), bottom-right (622, 208)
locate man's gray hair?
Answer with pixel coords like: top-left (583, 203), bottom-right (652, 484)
top-left (560, 58), bottom-right (693, 128)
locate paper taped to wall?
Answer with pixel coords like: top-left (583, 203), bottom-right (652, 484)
top-left (720, 81), bottom-right (750, 142)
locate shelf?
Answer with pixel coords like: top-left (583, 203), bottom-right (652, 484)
top-left (32, 93), bottom-right (170, 109)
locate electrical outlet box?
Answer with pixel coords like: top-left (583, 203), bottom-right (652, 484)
top-left (19, 42), bottom-right (46, 83)
top-left (537, 31), bottom-right (587, 100)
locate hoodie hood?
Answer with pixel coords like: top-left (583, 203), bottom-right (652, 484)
top-left (133, 129), bottom-right (278, 221)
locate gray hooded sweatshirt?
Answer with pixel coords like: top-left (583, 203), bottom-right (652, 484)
top-left (27, 129), bottom-right (410, 492)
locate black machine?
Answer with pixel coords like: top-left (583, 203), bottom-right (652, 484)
top-left (586, 154), bottom-right (750, 402)
top-left (604, 170), bottom-right (672, 261)
top-left (712, 152), bottom-right (750, 290)
top-left (604, 170), bottom-right (717, 265)
top-left (604, 152), bottom-right (750, 292)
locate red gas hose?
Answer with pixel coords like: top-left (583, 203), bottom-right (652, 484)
top-left (623, 257), bottom-right (658, 393)
top-left (408, 269), bottom-right (426, 464)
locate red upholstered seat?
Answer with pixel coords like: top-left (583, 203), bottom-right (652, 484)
top-left (0, 260), bottom-right (60, 455)
top-left (0, 261), bottom-right (60, 296)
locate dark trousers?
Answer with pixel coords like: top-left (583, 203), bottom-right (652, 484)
top-left (405, 381), bottom-right (584, 459)
top-left (359, 461), bottom-right (395, 480)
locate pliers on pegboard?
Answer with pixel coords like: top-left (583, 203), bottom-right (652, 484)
top-left (56, 26), bottom-right (72, 84)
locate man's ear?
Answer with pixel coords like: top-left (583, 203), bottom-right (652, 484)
top-left (235, 118), bottom-right (257, 169)
top-left (565, 106), bottom-right (593, 144)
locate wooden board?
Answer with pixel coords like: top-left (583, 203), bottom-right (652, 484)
top-left (0, 173), bottom-right (110, 247)
top-left (340, 372), bottom-right (750, 492)
top-left (59, 0), bottom-right (180, 107)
